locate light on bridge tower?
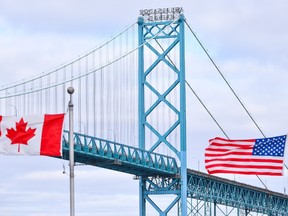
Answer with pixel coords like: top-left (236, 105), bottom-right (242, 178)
top-left (138, 7), bottom-right (187, 216)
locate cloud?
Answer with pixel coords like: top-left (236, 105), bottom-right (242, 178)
top-left (0, 158), bottom-right (139, 216)
top-left (1, 0), bottom-right (288, 215)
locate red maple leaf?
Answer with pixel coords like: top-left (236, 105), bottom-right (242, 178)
top-left (6, 118), bottom-right (36, 152)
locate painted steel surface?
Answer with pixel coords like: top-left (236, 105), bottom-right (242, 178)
top-left (62, 130), bottom-right (178, 177)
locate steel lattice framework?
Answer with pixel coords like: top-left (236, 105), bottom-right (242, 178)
top-left (61, 131), bottom-right (288, 215)
top-left (138, 14), bottom-right (187, 215)
top-left (187, 169), bottom-right (288, 215)
top-left (62, 130), bottom-right (178, 177)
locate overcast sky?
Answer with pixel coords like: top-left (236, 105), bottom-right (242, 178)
top-left (1, 0), bottom-right (288, 215)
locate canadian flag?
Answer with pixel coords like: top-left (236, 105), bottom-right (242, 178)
top-left (0, 113), bottom-right (65, 156)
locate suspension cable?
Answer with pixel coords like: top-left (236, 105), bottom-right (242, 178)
top-left (0, 16), bottom-right (183, 99)
top-left (0, 22), bottom-right (138, 91)
top-left (184, 20), bottom-right (283, 189)
top-left (154, 39), bottom-right (229, 139)
top-left (185, 81), bottom-right (229, 138)
top-left (184, 20), bottom-right (266, 138)
top-left (156, 36), bottom-right (268, 189)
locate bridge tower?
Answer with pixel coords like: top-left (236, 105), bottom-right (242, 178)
top-left (138, 10), bottom-right (187, 215)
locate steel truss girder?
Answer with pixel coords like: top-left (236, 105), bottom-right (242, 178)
top-left (186, 199), bottom-right (255, 216)
top-left (60, 131), bottom-right (288, 215)
top-left (61, 130), bottom-right (178, 177)
top-left (187, 169), bottom-right (288, 215)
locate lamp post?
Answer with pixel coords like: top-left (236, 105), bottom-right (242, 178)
top-left (67, 87), bottom-right (75, 216)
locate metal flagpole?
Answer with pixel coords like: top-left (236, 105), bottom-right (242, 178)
top-left (67, 87), bottom-right (75, 216)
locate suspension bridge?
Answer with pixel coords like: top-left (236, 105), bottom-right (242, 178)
top-left (1, 8), bottom-right (288, 215)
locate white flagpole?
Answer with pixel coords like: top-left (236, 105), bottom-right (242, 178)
top-left (67, 87), bottom-right (75, 216)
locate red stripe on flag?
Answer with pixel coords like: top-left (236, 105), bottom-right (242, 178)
top-left (208, 142), bottom-right (253, 148)
top-left (205, 151), bottom-right (252, 157)
top-left (205, 158), bottom-right (283, 163)
top-left (209, 137), bottom-right (256, 143)
top-left (207, 170), bottom-right (282, 176)
top-left (205, 163), bottom-right (283, 170)
top-left (40, 114), bottom-right (64, 156)
top-left (205, 147), bottom-right (253, 152)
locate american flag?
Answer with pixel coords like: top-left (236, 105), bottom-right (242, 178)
top-left (205, 135), bottom-right (286, 176)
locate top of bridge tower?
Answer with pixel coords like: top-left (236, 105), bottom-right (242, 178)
top-left (139, 7), bottom-right (184, 23)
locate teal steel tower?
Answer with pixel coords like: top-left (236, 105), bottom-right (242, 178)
top-left (138, 13), bottom-right (187, 215)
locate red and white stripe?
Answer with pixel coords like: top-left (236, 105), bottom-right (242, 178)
top-left (205, 137), bottom-right (284, 176)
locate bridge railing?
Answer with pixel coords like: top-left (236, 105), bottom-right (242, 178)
top-left (62, 130), bottom-right (179, 176)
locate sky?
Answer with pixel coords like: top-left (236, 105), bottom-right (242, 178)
top-left (1, 0), bottom-right (288, 215)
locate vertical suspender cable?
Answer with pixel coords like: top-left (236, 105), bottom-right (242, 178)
top-left (39, 77), bottom-right (42, 114)
top-left (85, 56), bottom-right (89, 134)
top-left (125, 28), bottom-right (129, 144)
top-left (30, 82), bottom-right (32, 114)
top-left (78, 60), bottom-right (82, 133)
top-left (111, 39), bottom-right (120, 139)
top-left (55, 71), bottom-right (58, 113)
top-left (93, 52), bottom-right (96, 136)
top-left (115, 36), bottom-right (119, 141)
top-left (5, 89), bottom-right (9, 115)
top-left (70, 63), bottom-right (74, 88)
top-left (33, 81), bottom-right (36, 115)
top-left (14, 87), bottom-right (17, 116)
top-left (132, 25), bottom-right (137, 146)
top-left (112, 38), bottom-right (116, 140)
top-left (100, 67), bottom-right (104, 139)
top-left (122, 34), bottom-right (125, 142)
top-left (105, 42), bottom-right (109, 139)
top-left (47, 74), bottom-right (50, 113)
top-left (23, 83), bottom-right (26, 115)
top-left (27, 84), bottom-right (30, 115)
top-left (63, 67), bottom-right (67, 114)
top-left (107, 44), bottom-right (111, 140)
top-left (119, 35), bottom-right (122, 142)
top-left (99, 47), bottom-right (103, 138)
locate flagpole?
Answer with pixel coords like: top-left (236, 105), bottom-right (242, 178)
top-left (67, 87), bottom-right (75, 216)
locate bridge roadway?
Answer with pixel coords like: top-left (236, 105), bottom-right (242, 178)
top-left (62, 130), bottom-right (178, 177)
top-left (187, 169), bottom-right (288, 215)
top-left (61, 131), bottom-right (288, 215)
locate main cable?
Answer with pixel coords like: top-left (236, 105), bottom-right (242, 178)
top-left (184, 20), bottom-right (266, 138)
top-left (184, 20), bottom-right (288, 189)
top-left (0, 22), bottom-right (138, 91)
top-left (0, 16), bottom-right (182, 99)
top-left (154, 38), bottom-right (229, 139)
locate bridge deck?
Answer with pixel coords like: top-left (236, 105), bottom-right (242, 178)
top-left (61, 131), bottom-right (288, 214)
top-left (61, 131), bottom-right (178, 177)
top-left (187, 169), bottom-right (288, 214)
